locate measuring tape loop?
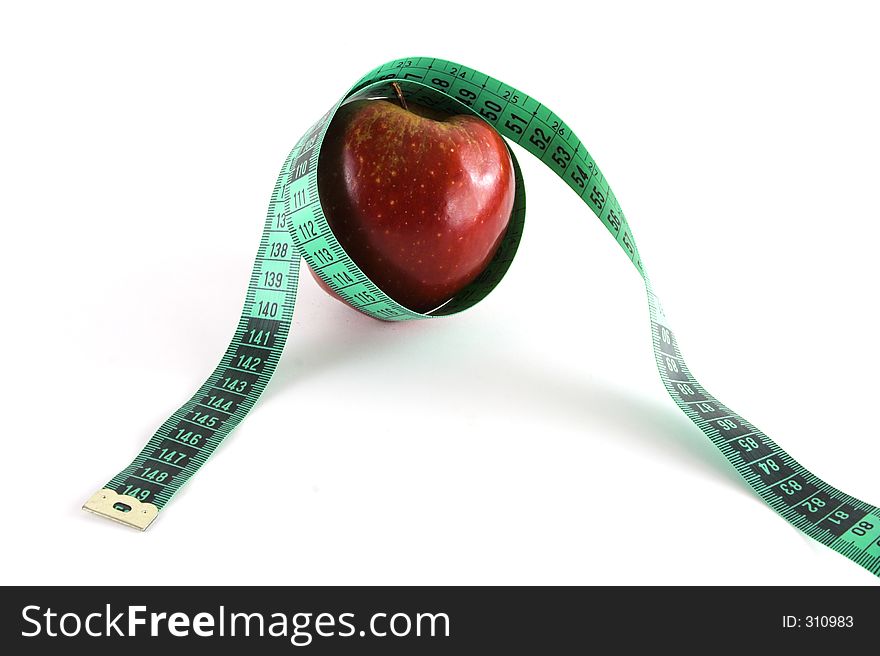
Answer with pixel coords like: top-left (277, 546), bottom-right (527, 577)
top-left (83, 57), bottom-right (880, 578)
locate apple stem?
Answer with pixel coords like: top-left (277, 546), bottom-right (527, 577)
top-left (391, 82), bottom-right (408, 111)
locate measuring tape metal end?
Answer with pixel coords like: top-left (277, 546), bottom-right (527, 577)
top-left (82, 489), bottom-right (159, 531)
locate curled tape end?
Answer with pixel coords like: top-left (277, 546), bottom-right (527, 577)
top-left (82, 488), bottom-right (158, 531)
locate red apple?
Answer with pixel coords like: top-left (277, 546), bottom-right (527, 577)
top-left (314, 97), bottom-right (515, 314)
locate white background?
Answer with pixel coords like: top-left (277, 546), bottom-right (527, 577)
top-left (1, 1), bottom-right (878, 586)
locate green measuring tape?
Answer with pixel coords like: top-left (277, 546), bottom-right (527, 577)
top-left (83, 57), bottom-right (880, 578)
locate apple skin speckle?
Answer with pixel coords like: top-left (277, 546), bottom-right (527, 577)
top-left (315, 99), bottom-right (514, 314)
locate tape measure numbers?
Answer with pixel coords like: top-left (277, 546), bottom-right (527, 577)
top-left (83, 57), bottom-right (880, 578)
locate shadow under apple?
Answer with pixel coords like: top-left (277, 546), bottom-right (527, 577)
top-left (259, 282), bottom-right (751, 498)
